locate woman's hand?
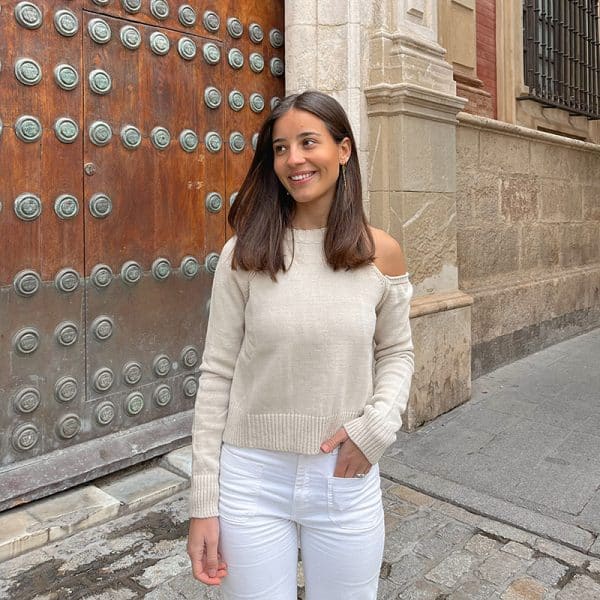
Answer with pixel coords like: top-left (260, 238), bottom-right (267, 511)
top-left (187, 517), bottom-right (228, 586)
top-left (320, 427), bottom-right (372, 477)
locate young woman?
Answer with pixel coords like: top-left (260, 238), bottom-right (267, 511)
top-left (187, 91), bottom-right (414, 599)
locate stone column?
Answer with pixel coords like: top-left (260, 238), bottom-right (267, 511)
top-left (366, 0), bottom-right (473, 429)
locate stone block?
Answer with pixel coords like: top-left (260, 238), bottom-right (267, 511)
top-left (387, 485), bottom-right (435, 507)
top-left (425, 550), bottom-right (474, 588)
top-left (500, 174), bottom-right (539, 222)
top-left (534, 540), bottom-right (588, 568)
top-left (464, 533), bottom-right (502, 556)
top-left (530, 143), bottom-right (582, 182)
top-left (539, 179), bottom-right (582, 222)
top-left (448, 577), bottom-right (498, 600)
top-left (406, 302), bottom-right (471, 430)
top-left (479, 131), bottom-right (530, 174)
top-left (560, 223), bottom-right (600, 267)
top-left (456, 123), bottom-right (480, 168)
top-left (98, 467), bottom-right (187, 513)
top-left (284, 25), bottom-right (317, 93)
top-left (500, 576), bottom-right (548, 600)
top-left (582, 186), bottom-right (600, 220)
top-left (367, 116), bottom-right (390, 192)
top-left (161, 446), bottom-right (192, 478)
top-left (456, 169), bottom-right (501, 228)
top-left (388, 552), bottom-right (433, 588)
top-left (556, 574), bottom-right (600, 599)
top-left (458, 225), bottom-right (519, 283)
top-left (520, 224), bottom-right (560, 270)
top-left (317, 1), bottom-right (348, 25)
top-left (316, 25), bottom-right (348, 91)
top-left (396, 192), bottom-right (458, 292)
top-left (501, 542), bottom-right (535, 560)
top-left (0, 508), bottom-right (48, 562)
top-left (526, 557), bottom-right (569, 586)
top-left (398, 578), bottom-right (446, 599)
top-left (477, 552), bottom-right (530, 585)
top-left (25, 486), bottom-right (120, 542)
top-left (285, 0), bottom-right (317, 25)
top-left (133, 554), bottom-right (190, 589)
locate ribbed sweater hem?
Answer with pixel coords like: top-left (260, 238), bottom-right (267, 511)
top-left (222, 410), bottom-right (363, 453)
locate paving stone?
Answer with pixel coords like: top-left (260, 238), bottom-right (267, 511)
top-left (396, 577), bottom-right (446, 599)
top-left (556, 574), bottom-right (600, 599)
top-left (534, 540), bottom-right (589, 568)
top-left (389, 502), bottom-right (419, 519)
top-left (167, 573), bottom-right (224, 599)
top-left (501, 541), bottom-right (535, 560)
top-left (432, 501), bottom-right (483, 528)
top-left (161, 446), bottom-right (193, 479)
top-left (133, 553), bottom-right (190, 589)
top-left (436, 522), bottom-right (475, 546)
top-left (448, 577), bottom-right (498, 600)
top-left (83, 589), bottom-right (138, 600)
top-left (0, 508), bottom-right (47, 562)
top-left (526, 557), bottom-right (569, 586)
top-left (377, 577), bottom-right (404, 599)
top-left (476, 520), bottom-right (538, 547)
top-left (0, 545), bottom-right (50, 579)
top-left (586, 558), bottom-right (600, 574)
top-left (98, 466), bottom-right (188, 512)
top-left (414, 533), bottom-right (455, 561)
top-left (388, 553), bottom-right (433, 588)
top-left (384, 514), bottom-right (446, 562)
top-left (387, 485), bottom-right (435, 507)
top-left (477, 552), bottom-right (531, 586)
top-left (588, 535), bottom-right (600, 557)
top-left (25, 486), bottom-right (120, 543)
top-left (465, 533), bottom-right (502, 557)
top-left (500, 576), bottom-right (548, 600)
top-left (425, 551), bottom-right (474, 588)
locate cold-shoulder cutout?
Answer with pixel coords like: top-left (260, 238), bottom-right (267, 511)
top-left (369, 227), bottom-right (408, 277)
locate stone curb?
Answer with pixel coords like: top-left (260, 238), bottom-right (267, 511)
top-left (380, 455), bottom-right (599, 556)
top-left (0, 446), bottom-right (193, 563)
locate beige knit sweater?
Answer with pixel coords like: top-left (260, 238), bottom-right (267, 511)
top-left (190, 227), bottom-right (414, 518)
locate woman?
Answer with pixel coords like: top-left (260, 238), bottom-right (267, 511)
top-left (187, 91), bottom-right (414, 599)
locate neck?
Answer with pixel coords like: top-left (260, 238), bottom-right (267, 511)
top-left (291, 198), bottom-right (332, 230)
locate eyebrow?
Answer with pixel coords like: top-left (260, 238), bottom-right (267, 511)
top-left (272, 131), bottom-right (323, 145)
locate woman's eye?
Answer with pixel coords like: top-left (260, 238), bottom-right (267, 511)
top-left (274, 145), bottom-right (286, 154)
top-left (303, 139), bottom-right (315, 147)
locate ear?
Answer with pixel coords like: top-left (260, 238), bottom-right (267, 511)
top-left (338, 137), bottom-right (352, 164)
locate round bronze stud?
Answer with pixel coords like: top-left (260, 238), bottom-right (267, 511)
top-left (121, 260), bottom-right (142, 285)
top-left (269, 28), bottom-right (284, 48)
top-left (226, 17), bottom-right (243, 39)
top-left (252, 132), bottom-right (259, 151)
top-left (14, 2), bottom-right (42, 30)
top-left (91, 264), bottom-right (113, 289)
top-left (89, 193), bottom-right (112, 219)
top-left (55, 194), bottom-right (79, 219)
top-left (92, 0), bottom-right (111, 5)
top-left (15, 115), bottom-right (42, 143)
top-left (92, 315), bottom-right (114, 341)
top-left (205, 192), bottom-right (223, 213)
top-left (13, 387), bottom-right (41, 414)
top-left (54, 64), bottom-right (79, 90)
top-left (14, 58), bottom-right (42, 86)
top-left (179, 129), bottom-right (198, 152)
top-left (88, 18), bottom-right (112, 44)
top-left (54, 117), bottom-right (79, 144)
top-left (270, 96), bottom-right (281, 111)
top-left (229, 131), bottom-right (245, 153)
top-left (55, 376), bottom-right (78, 402)
top-left (270, 57), bottom-right (284, 77)
top-left (95, 400), bottom-right (116, 425)
top-left (183, 375), bottom-right (198, 398)
top-left (153, 384), bottom-right (172, 407)
top-left (121, 125), bottom-right (142, 149)
top-left (249, 23), bottom-right (264, 44)
top-left (180, 256), bottom-right (200, 278)
top-left (178, 37), bottom-right (197, 60)
top-left (228, 90), bottom-right (244, 111)
top-left (150, 31), bottom-right (170, 55)
top-left (121, 0), bottom-right (142, 14)
top-left (14, 193), bottom-right (42, 221)
top-left (55, 321), bottom-right (79, 347)
top-left (153, 353), bottom-right (171, 377)
top-left (89, 121), bottom-right (113, 147)
top-left (249, 92), bottom-right (265, 113)
top-left (205, 252), bottom-right (220, 275)
top-left (14, 269), bottom-right (41, 297)
top-left (12, 423), bottom-right (39, 452)
top-left (13, 327), bottom-right (40, 355)
top-left (54, 9), bottom-right (78, 37)
top-left (150, 0), bottom-right (169, 20)
top-left (57, 414), bottom-right (81, 439)
top-left (205, 131), bottom-right (222, 153)
top-left (203, 10), bottom-right (220, 32)
top-left (181, 345), bottom-right (199, 369)
top-left (89, 69), bottom-right (112, 95)
top-left (249, 52), bottom-right (264, 74)
top-left (125, 392), bottom-right (144, 416)
top-left (120, 25), bottom-right (142, 50)
top-left (55, 268), bottom-right (80, 293)
top-left (228, 48), bottom-right (244, 70)
top-left (179, 5), bottom-right (196, 27)
top-left (152, 257), bottom-right (171, 280)
top-left (93, 368), bottom-right (115, 394)
top-left (202, 42), bottom-right (221, 65)
top-left (204, 86), bottom-right (222, 109)
top-left (151, 126), bottom-right (171, 150)
top-left (229, 192), bottom-right (238, 205)
top-left (123, 361), bottom-right (143, 386)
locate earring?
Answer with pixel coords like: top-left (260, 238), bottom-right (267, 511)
top-left (341, 163), bottom-right (347, 190)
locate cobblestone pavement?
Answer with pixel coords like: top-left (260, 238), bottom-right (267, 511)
top-left (2, 478), bottom-right (600, 600)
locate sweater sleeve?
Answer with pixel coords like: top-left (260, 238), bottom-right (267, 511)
top-left (190, 236), bottom-right (248, 518)
top-left (343, 273), bottom-right (414, 464)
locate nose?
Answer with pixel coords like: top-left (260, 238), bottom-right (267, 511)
top-left (286, 143), bottom-right (305, 166)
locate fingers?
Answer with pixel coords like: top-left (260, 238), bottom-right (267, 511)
top-left (320, 426), bottom-right (350, 453)
top-left (333, 437), bottom-right (371, 478)
top-left (188, 517), bottom-right (227, 586)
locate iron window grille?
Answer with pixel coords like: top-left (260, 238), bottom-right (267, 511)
top-left (522, 0), bottom-right (600, 119)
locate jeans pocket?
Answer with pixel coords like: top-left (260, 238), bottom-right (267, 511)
top-left (218, 445), bottom-right (264, 524)
top-left (327, 465), bottom-right (383, 531)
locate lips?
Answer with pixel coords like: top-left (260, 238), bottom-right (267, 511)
top-left (289, 171), bottom-right (316, 183)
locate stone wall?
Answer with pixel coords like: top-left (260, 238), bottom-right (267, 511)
top-left (457, 113), bottom-right (600, 377)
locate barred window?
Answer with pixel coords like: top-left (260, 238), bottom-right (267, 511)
top-left (522, 0), bottom-right (600, 119)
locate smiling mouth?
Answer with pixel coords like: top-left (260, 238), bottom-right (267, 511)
top-left (289, 171), bottom-right (316, 184)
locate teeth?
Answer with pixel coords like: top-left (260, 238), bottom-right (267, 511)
top-left (291, 172), bottom-right (314, 181)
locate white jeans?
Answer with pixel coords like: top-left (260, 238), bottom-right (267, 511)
top-left (218, 443), bottom-right (385, 600)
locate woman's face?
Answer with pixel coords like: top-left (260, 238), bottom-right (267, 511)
top-left (272, 108), bottom-right (350, 210)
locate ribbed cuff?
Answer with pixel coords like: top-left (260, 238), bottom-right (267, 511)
top-left (189, 473), bottom-right (220, 518)
top-left (343, 407), bottom-right (397, 464)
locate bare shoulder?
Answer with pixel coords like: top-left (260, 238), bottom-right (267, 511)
top-left (369, 227), bottom-right (408, 277)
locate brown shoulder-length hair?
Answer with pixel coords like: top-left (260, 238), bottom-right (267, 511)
top-left (228, 90), bottom-right (374, 279)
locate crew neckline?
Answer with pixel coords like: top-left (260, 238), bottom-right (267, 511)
top-left (288, 226), bottom-right (327, 243)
